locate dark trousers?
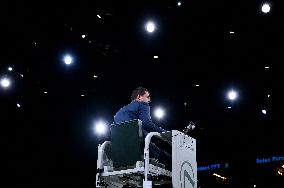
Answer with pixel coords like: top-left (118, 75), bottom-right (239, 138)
top-left (149, 140), bottom-right (172, 169)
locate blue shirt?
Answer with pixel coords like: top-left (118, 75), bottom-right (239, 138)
top-left (114, 101), bottom-right (165, 136)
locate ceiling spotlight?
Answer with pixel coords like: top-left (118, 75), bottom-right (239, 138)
top-left (63, 55), bottom-right (73, 65)
top-left (145, 21), bottom-right (156, 33)
top-left (261, 3), bottom-right (271, 13)
top-left (8, 66), bottom-right (13, 71)
top-left (94, 120), bottom-right (107, 135)
top-left (154, 107), bottom-right (165, 119)
top-left (227, 90), bottom-right (238, 101)
top-left (0, 77), bottom-right (11, 88)
top-left (262, 109), bottom-right (267, 114)
top-left (177, 2), bottom-right (182, 6)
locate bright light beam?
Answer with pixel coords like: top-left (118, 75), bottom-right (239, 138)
top-left (145, 21), bottom-right (156, 33)
top-left (262, 3), bottom-right (271, 13)
top-left (227, 90), bottom-right (238, 101)
top-left (94, 120), bottom-right (107, 135)
top-left (154, 107), bottom-right (165, 119)
top-left (0, 77), bottom-right (11, 88)
top-left (63, 55), bottom-right (73, 65)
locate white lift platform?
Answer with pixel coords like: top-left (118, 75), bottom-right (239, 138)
top-left (95, 120), bottom-right (197, 188)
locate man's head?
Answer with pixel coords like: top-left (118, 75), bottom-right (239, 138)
top-left (131, 87), bottom-right (151, 103)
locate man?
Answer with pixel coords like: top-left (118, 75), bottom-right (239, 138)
top-left (114, 87), bottom-right (165, 136)
top-left (114, 87), bottom-right (171, 168)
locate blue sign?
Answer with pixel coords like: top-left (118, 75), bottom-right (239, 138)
top-left (197, 155), bottom-right (284, 171)
top-left (197, 163), bottom-right (221, 171)
top-left (256, 155), bottom-right (284, 164)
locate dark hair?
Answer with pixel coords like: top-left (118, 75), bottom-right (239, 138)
top-left (131, 87), bottom-right (149, 100)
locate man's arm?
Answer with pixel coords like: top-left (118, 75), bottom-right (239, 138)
top-left (138, 103), bottom-right (166, 133)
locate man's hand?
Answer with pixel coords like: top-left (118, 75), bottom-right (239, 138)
top-left (183, 121), bottom-right (196, 134)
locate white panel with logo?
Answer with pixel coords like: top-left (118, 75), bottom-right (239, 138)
top-left (172, 130), bottom-right (197, 188)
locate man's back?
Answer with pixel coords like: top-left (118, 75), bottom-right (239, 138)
top-left (114, 101), bottom-right (165, 136)
top-left (114, 101), bottom-right (141, 123)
